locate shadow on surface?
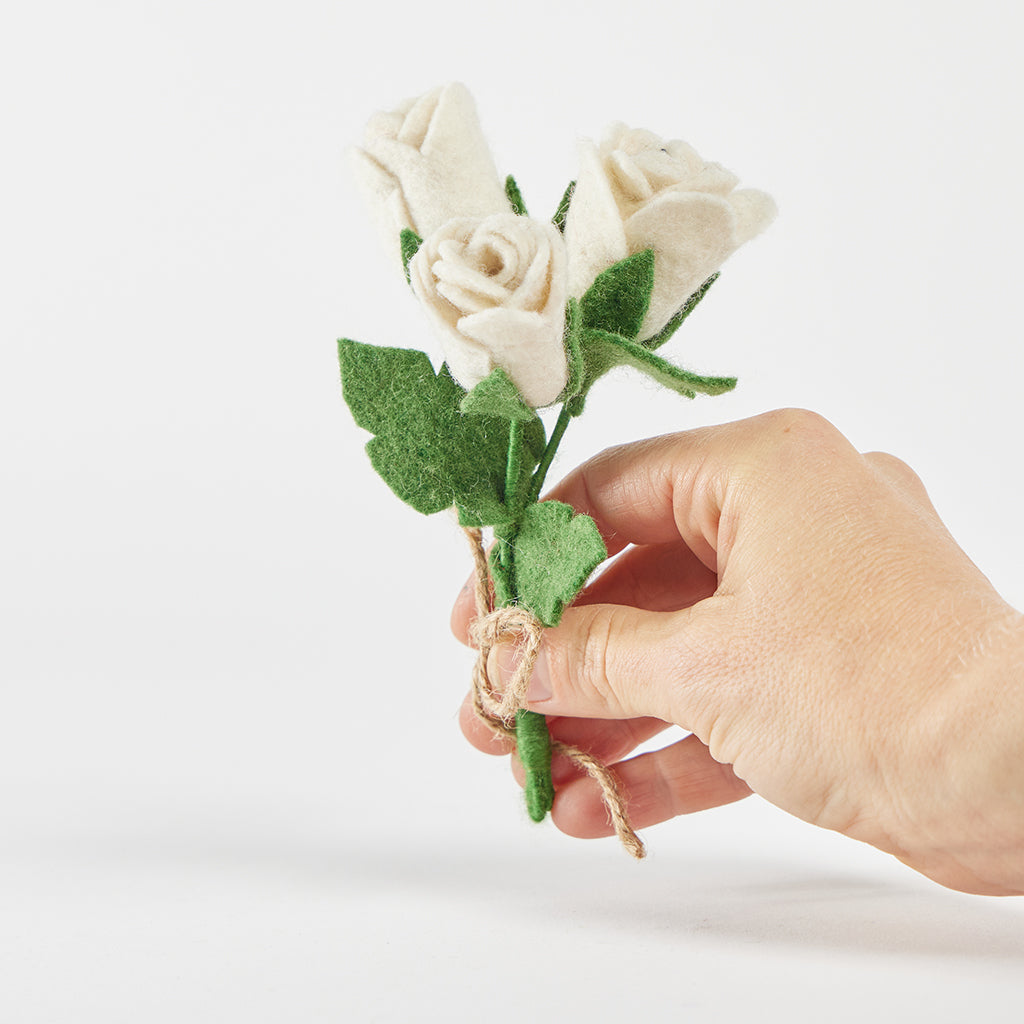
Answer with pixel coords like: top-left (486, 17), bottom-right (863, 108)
top-left (13, 812), bottom-right (1024, 963)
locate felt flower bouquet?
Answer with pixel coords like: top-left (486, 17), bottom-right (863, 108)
top-left (339, 84), bottom-right (775, 854)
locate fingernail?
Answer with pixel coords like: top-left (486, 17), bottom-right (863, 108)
top-left (487, 643), bottom-right (552, 703)
top-left (526, 648), bottom-right (552, 703)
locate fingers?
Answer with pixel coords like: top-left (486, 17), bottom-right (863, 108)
top-left (552, 733), bottom-right (751, 838)
top-left (578, 540), bottom-right (717, 612)
top-left (458, 689), bottom-right (670, 763)
top-left (450, 539), bottom-right (716, 645)
top-left (525, 599), bottom-right (725, 727)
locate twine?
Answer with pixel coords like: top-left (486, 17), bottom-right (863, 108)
top-left (463, 527), bottom-right (645, 860)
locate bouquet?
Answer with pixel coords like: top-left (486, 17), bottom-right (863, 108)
top-left (339, 83), bottom-right (775, 855)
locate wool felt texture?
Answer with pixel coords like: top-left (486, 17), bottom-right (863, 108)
top-left (504, 174), bottom-right (527, 217)
top-left (552, 180), bottom-right (575, 234)
top-left (561, 253), bottom-right (734, 409)
top-left (409, 213), bottom-right (569, 408)
top-left (460, 367), bottom-right (538, 423)
top-left (337, 339), bottom-right (544, 526)
top-left (564, 129), bottom-right (776, 340)
top-left (399, 227), bottom-right (422, 283)
top-left (511, 500), bottom-right (607, 629)
top-left (351, 83), bottom-right (511, 266)
top-left (341, 84), bottom-right (774, 845)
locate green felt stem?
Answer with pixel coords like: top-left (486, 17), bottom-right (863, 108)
top-left (518, 708), bottom-right (554, 822)
top-left (515, 404), bottom-right (576, 822)
top-left (527, 404), bottom-right (573, 506)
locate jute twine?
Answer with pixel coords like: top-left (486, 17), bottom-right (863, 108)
top-left (463, 527), bottom-right (645, 860)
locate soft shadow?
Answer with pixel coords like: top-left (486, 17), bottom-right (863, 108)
top-left (26, 820), bottom-right (1024, 962)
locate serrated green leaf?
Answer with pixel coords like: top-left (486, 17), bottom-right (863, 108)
top-left (460, 367), bottom-right (537, 422)
top-left (338, 339), bottom-right (525, 525)
top-left (583, 329), bottom-right (737, 399)
top-left (513, 501), bottom-right (607, 627)
top-left (643, 272), bottom-right (719, 350)
top-left (505, 175), bottom-right (527, 216)
top-left (400, 228), bottom-right (423, 284)
top-left (580, 249), bottom-right (655, 340)
top-left (552, 180), bottom-right (575, 233)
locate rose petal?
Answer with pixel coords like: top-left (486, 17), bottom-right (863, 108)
top-left (625, 191), bottom-right (738, 340)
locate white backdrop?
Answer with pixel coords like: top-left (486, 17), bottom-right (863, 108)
top-left (2, 1), bottom-right (1023, 1020)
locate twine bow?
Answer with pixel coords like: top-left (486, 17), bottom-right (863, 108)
top-left (464, 527), bottom-right (645, 859)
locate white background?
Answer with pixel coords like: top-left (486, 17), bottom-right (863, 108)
top-left (3, 1), bottom-right (1024, 1020)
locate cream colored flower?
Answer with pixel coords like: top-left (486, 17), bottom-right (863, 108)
top-left (565, 124), bottom-right (776, 340)
top-left (409, 214), bottom-right (568, 408)
top-left (350, 83), bottom-right (511, 265)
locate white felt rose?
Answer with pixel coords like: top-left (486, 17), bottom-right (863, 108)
top-left (565, 124), bottom-right (777, 340)
top-left (409, 214), bottom-right (569, 408)
top-left (350, 83), bottom-right (511, 264)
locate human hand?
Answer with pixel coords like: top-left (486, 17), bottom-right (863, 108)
top-left (451, 410), bottom-right (1024, 895)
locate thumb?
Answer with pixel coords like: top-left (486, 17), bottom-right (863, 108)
top-left (500, 600), bottom-right (723, 730)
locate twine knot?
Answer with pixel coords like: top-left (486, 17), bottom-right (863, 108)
top-left (463, 527), bottom-right (645, 859)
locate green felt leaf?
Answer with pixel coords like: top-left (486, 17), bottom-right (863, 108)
top-left (584, 329), bottom-right (737, 399)
top-left (579, 249), bottom-right (655, 341)
top-left (560, 297), bottom-right (585, 402)
top-left (643, 272), bottom-right (719, 350)
top-left (338, 338), bottom-right (532, 525)
top-left (505, 174), bottom-right (528, 216)
top-left (552, 180), bottom-right (575, 233)
top-left (513, 500), bottom-right (607, 627)
top-left (460, 367), bottom-right (537, 422)
top-left (400, 228), bottom-right (423, 284)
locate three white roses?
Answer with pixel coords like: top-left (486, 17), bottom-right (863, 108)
top-left (351, 83), bottom-right (776, 409)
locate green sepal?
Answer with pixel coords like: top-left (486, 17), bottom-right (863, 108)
top-left (643, 272), bottom-right (719, 350)
top-left (583, 329), bottom-right (737, 399)
top-left (512, 500), bottom-right (607, 627)
top-left (552, 180), bottom-right (575, 233)
top-left (505, 175), bottom-right (528, 216)
top-left (460, 367), bottom-right (537, 423)
top-left (560, 297), bottom-right (585, 402)
top-left (400, 228), bottom-right (423, 284)
top-left (579, 249), bottom-right (655, 341)
top-left (338, 339), bottom-right (535, 526)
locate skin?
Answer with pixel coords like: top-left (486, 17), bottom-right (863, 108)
top-left (451, 409), bottom-right (1024, 896)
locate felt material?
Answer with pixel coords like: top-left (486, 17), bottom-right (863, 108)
top-left (560, 297), bottom-right (586, 404)
top-left (564, 127), bottom-right (776, 340)
top-left (351, 83), bottom-right (511, 265)
top-left (399, 228), bottom-right (422, 284)
top-left (644, 272), bottom-right (718, 351)
top-left (512, 500), bottom-right (607, 628)
top-left (337, 339), bottom-right (543, 526)
top-left (552, 180), bottom-right (575, 233)
top-left (504, 174), bottom-right (527, 216)
top-left (517, 708), bottom-right (554, 821)
top-left (460, 367), bottom-right (537, 423)
top-left (409, 213), bottom-right (568, 408)
top-left (579, 248), bottom-right (654, 340)
top-left (582, 329), bottom-right (737, 399)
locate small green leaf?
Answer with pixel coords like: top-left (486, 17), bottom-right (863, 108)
top-left (643, 272), bottom-right (719, 350)
top-left (584, 329), bottom-right (737, 399)
top-left (460, 367), bottom-right (537, 422)
top-left (513, 501), bottom-right (607, 627)
top-left (552, 180), bottom-right (576, 233)
top-left (580, 249), bottom-right (655, 341)
top-left (559, 298), bottom-right (586, 403)
top-left (400, 228), bottom-right (423, 284)
top-left (505, 175), bottom-right (528, 216)
top-left (338, 339), bottom-right (525, 526)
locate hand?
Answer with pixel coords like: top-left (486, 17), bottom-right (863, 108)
top-left (451, 410), bottom-right (1024, 895)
